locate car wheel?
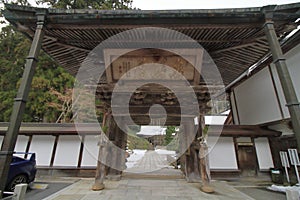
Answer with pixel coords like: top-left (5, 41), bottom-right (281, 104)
top-left (7, 174), bottom-right (28, 191)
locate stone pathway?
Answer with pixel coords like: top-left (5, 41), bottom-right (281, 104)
top-left (42, 178), bottom-right (255, 200)
top-left (41, 151), bottom-right (255, 199)
top-left (125, 150), bottom-right (171, 173)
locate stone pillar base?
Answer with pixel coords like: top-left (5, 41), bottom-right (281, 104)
top-left (200, 185), bottom-right (214, 193)
top-left (92, 182), bottom-right (105, 191)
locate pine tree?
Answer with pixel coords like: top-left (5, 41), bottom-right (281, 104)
top-left (165, 126), bottom-right (175, 145)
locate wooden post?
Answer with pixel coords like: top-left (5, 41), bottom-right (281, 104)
top-left (198, 115), bottom-right (214, 193)
top-left (199, 141), bottom-right (214, 193)
top-left (92, 134), bottom-right (109, 190)
top-left (264, 17), bottom-right (300, 152)
top-left (107, 118), bottom-right (122, 180)
top-left (183, 119), bottom-right (201, 182)
top-left (117, 118), bottom-right (127, 172)
top-left (178, 125), bottom-right (186, 174)
top-left (92, 112), bottom-right (111, 190)
top-left (0, 10), bottom-right (47, 197)
top-left (268, 137), bottom-right (282, 168)
top-left (121, 129), bottom-right (128, 171)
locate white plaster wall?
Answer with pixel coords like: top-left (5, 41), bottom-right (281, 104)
top-left (29, 135), bottom-right (55, 166)
top-left (233, 67), bottom-right (282, 125)
top-left (207, 137), bottom-right (238, 169)
top-left (53, 135), bottom-right (81, 167)
top-left (270, 64), bottom-right (290, 119)
top-left (205, 116), bottom-right (227, 125)
top-left (270, 43), bottom-right (300, 119)
top-left (14, 135), bottom-right (29, 158)
top-left (269, 123), bottom-right (294, 136)
top-left (81, 135), bottom-right (98, 167)
top-left (231, 44), bottom-right (300, 125)
top-left (286, 44), bottom-right (300, 101)
top-left (254, 137), bottom-right (274, 170)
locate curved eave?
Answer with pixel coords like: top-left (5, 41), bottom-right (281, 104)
top-left (3, 3), bottom-right (300, 25)
top-left (2, 3), bottom-right (300, 87)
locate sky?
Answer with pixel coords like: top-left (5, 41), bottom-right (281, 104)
top-left (1, 0), bottom-right (299, 9)
top-left (131, 0), bottom-right (299, 10)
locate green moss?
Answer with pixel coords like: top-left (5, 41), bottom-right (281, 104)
top-left (127, 132), bottom-right (152, 150)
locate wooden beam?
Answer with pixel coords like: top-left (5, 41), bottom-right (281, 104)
top-left (0, 123), bottom-right (281, 137)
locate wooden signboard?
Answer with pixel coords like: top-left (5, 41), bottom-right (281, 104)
top-left (104, 49), bottom-right (203, 83)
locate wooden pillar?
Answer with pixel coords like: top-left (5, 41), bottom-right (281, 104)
top-left (0, 10), bottom-right (47, 197)
top-left (92, 134), bottom-right (109, 190)
top-left (121, 130), bottom-right (128, 171)
top-left (178, 125), bottom-right (186, 174)
top-left (263, 12), bottom-right (300, 151)
top-left (198, 115), bottom-right (214, 193)
top-left (183, 118), bottom-right (201, 182)
top-left (116, 119), bottom-right (128, 172)
top-left (107, 118), bottom-right (122, 180)
top-left (268, 137), bottom-right (282, 168)
top-left (92, 112), bottom-right (111, 190)
top-left (106, 119), bottom-right (116, 175)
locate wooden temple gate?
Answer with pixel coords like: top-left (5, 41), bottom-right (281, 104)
top-left (90, 47), bottom-right (216, 192)
top-left (1, 3), bottom-right (300, 196)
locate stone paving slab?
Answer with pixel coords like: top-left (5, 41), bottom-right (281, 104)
top-left (40, 150), bottom-right (255, 200)
top-left (125, 151), bottom-right (171, 173)
top-left (42, 178), bottom-right (255, 200)
top-left (41, 151), bottom-right (255, 199)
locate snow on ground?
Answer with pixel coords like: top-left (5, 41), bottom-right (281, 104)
top-left (267, 184), bottom-right (300, 199)
top-left (125, 148), bottom-right (176, 170)
top-left (155, 149), bottom-right (176, 155)
top-left (125, 149), bottom-right (147, 169)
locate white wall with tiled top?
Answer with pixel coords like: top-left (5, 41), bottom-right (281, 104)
top-left (254, 137), bottom-right (274, 170)
top-left (29, 135), bottom-right (54, 166)
top-left (207, 137), bottom-right (238, 170)
top-left (53, 135), bottom-right (81, 167)
top-left (231, 43), bottom-right (300, 125)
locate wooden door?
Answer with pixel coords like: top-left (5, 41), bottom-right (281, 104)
top-left (237, 144), bottom-right (257, 176)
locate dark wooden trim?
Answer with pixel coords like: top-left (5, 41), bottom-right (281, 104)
top-left (24, 135), bottom-right (32, 159)
top-left (0, 123), bottom-right (281, 138)
top-left (228, 92), bottom-right (236, 124)
top-left (232, 90), bottom-right (241, 124)
top-left (50, 135), bottom-right (59, 167)
top-left (211, 169), bottom-right (241, 178)
top-left (233, 137), bottom-right (240, 170)
top-left (268, 137), bottom-right (281, 168)
top-left (224, 110), bottom-right (233, 125)
top-left (77, 135), bottom-right (85, 168)
top-left (207, 125), bottom-right (281, 137)
top-left (251, 137), bottom-right (259, 176)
